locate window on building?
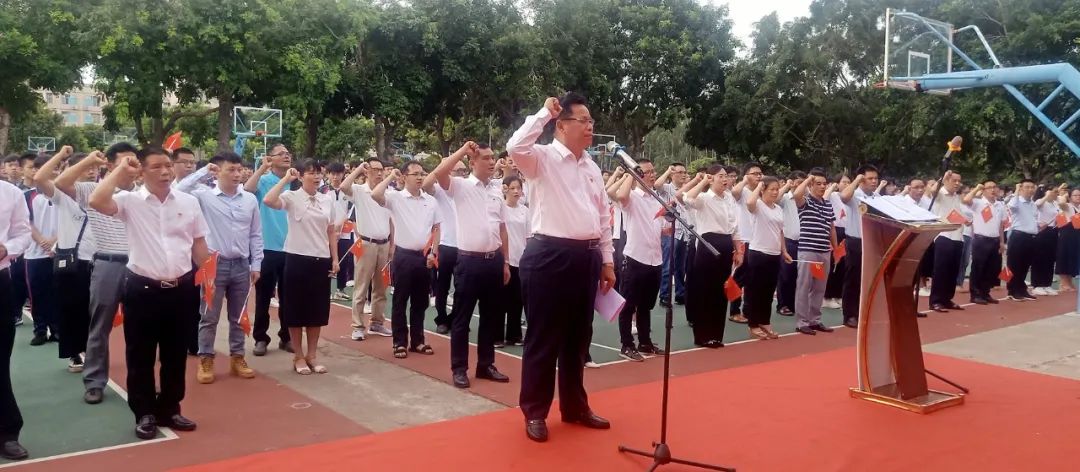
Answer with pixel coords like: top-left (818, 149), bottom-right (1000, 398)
top-left (91, 114), bottom-right (102, 124)
top-left (64, 94), bottom-right (77, 105)
top-left (83, 114), bottom-right (94, 124)
top-left (64, 112), bottom-right (77, 124)
top-left (83, 95), bottom-right (101, 107)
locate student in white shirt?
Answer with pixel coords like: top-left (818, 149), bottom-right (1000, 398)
top-left (775, 171), bottom-right (806, 317)
top-left (89, 146), bottom-right (211, 441)
top-left (24, 155), bottom-right (60, 347)
top-left (500, 176), bottom-right (528, 346)
top-left (263, 159), bottom-right (340, 375)
top-left (326, 162), bottom-right (355, 301)
top-left (1031, 185), bottom-right (1065, 295)
top-left (426, 159), bottom-right (467, 335)
top-left (0, 177), bottom-right (32, 461)
top-left (744, 176), bottom-right (792, 340)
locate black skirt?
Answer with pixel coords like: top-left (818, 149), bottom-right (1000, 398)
top-left (1057, 225), bottom-right (1080, 276)
top-left (281, 253), bottom-right (332, 327)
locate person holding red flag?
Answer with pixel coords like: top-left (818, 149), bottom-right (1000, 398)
top-left (682, 164), bottom-right (740, 348)
top-left (792, 168), bottom-right (837, 335)
top-left (964, 180), bottom-right (1006, 305)
top-left (339, 159), bottom-right (395, 341)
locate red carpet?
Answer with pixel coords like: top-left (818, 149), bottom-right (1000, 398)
top-left (178, 348), bottom-right (1080, 472)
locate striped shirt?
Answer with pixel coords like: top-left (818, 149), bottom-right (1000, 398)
top-left (75, 181), bottom-right (130, 254)
top-left (797, 195), bottom-right (834, 253)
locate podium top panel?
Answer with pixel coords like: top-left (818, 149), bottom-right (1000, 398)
top-left (861, 211), bottom-right (961, 233)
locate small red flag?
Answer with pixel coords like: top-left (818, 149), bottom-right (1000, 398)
top-left (196, 253), bottom-right (219, 305)
top-left (981, 205), bottom-right (993, 223)
top-left (654, 203), bottom-right (670, 220)
top-left (999, 266), bottom-right (1013, 283)
top-left (163, 132), bottom-right (183, 152)
top-left (1056, 213), bottom-right (1068, 228)
top-left (113, 305), bottom-right (124, 327)
top-left (349, 240), bottom-right (365, 259)
top-left (1002, 216), bottom-right (1011, 229)
top-left (946, 209), bottom-right (966, 225)
top-left (839, 208), bottom-right (846, 219)
top-left (382, 266), bottom-right (392, 286)
top-left (1072, 214), bottom-right (1080, 230)
top-left (833, 240), bottom-right (847, 264)
top-left (810, 261), bottom-right (826, 280)
top-left (239, 301), bottom-right (252, 336)
top-left (724, 276), bottom-right (742, 302)
top-left (341, 220), bottom-right (355, 234)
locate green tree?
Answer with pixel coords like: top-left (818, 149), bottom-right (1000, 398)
top-left (8, 100), bottom-right (62, 154)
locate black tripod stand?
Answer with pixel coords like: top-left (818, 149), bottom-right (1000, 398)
top-left (611, 153), bottom-right (735, 472)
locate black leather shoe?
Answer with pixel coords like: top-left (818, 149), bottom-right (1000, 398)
top-left (843, 319), bottom-right (858, 329)
top-left (917, 311), bottom-right (928, 318)
top-left (476, 365), bottom-right (510, 383)
top-left (84, 388), bottom-right (103, 404)
top-left (986, 297), bottom-right (1000, 304)
top-left (971, 297), bottom-right (989, 305)
top-left (561, 411), bottom-right (610, 429)
top-left (436, 325), bottom-right (450, 335)
top-left (930, 304), bottom-right (949, 313)
top-left (279, 341), bottom-right (295, 353)
top-left (135, 415), bottom-right (158, 440)
top-left (811, 324), bottom-right (834, 333)
top-left (1, 440), bottom-right (28, 460)
top-left (796, 326), bottom-right (816, 335)
top-left (452, 371), bottom-right (470, 389)
top-left (29, 334), bottom-right (47, 346)
top-left (525, 419), bottom-right (548, 442)
top-left (943, 302), bottom-right (965, 310)
top-left (704, 340), bottom-right (724, 349)
top-left (161, 414), bottom-right (197, 432)
top-left (659, 300), bottom-right (672, 308)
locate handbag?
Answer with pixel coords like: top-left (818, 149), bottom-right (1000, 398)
top-left (54, 211), bottom-right (88, 274)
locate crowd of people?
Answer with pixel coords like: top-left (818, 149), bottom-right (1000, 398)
top-left (1, 91), bottom-right (1078, 456)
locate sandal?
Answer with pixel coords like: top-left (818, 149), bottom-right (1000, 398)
top-left (393, 346), bottom-right (408, 359)
top-left (749, 327), bottom-right (769, 340)
top-left (729, 314), bottom-right (749, 324)
top-left (293, 357), bottom-right (312, 375)
top-left (762, 326), bottom-right (780, 339)
top-left (409, 344), bottom-right (435, 355)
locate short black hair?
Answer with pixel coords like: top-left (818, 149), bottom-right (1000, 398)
top-left (808, 167), bottom-right (827, 179)
top-left (706, 163), bottom-right (725, 175)
top-left (2, 155), bottom-right (18, 164)
top-left (854, 164), bottom-right (879, 176)
top-left (723, 165), bottom-right (737, 175)
top-left (1019, 178), bottom-right (1036, 185)
top-left (32, 154), bottom-right (51, 168)
top-left (294, 158), bottom-right (324, 175)
top-left (788, 170), bottom-right (807, 180)
top-left (327, 162), bottom-right (346, 174)
top-left (401, 161), bottom-right (424, 174)
top-left (68, 152), bottom-right (89, 167)
top-left (909, 177), bottom-right (925, 185)
top-left (741, 162), bottom-right (762, 175)
top-left (557, 92), bottom-right (588, 120)
top-left (19, 153), bottom-right (36, 166)
top-left (365, 157), bottom-right (385, 166)
top-left (209, 152), bottom-right (243, 166)
top-left (105, 142), bottom-right (139, 163)
top-left (136, 146), bottom-right (170, 163)
top-left (761, 176), bottom-right (781, 189)
top-left (638, 158), bottom-right (652, 166)
top-left (172, 147), bottom-right (195, 158)
top-left (503, 175), bottom-right (523, 189)
top-left (832, 172), bottom-right (848, 182)
top-left (671, 162), bottom-right (687, 169)
top-left (477, 143), bottom-right (491, 150)
top-left (496, 150), bottom-right (508, 159)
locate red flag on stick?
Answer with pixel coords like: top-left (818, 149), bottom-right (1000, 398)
top-left (349, 240), bottom-right (365, 259)
top-left (1072, 214), bottom-right (1080, 230)
top-left (1056, 213), bottom-right (1068, 228)
top-left (833, 240), bottom-right (847, 264)
top-left (341, 220), bottom-right (355, 234)
top-left (810, 261), bottom-right (826, 280)
top-left (724, 276), bottom-right (742, 302)
top-left (239, 301), bottom-right (252, 336)
top-left (113, 305), bottom-right (124, 328)
top-left (163, 132), bottom-right (183, 152)
top-left (946, 209), bottom-right (967, 225)
top-left (999, 266), bottom-right (1013, 283)
top-left (195, 253), bottom-right (219, 305)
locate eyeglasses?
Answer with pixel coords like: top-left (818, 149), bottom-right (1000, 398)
top-left (368, 167), bottom-right (384, 172)
top-left (559, 117), bottom-right (595, 125)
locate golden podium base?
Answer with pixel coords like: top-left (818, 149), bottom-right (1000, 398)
top-left (849, 384), bottom-right (964, 414)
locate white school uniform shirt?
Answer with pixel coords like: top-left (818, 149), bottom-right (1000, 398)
top-left (780, 192), bottom-right (800, 240)
top-left (113, 186), bottom-right (209, 281)
top-left (684, 189), bottom-right (740, 240)
top-left (0, 181), bottom-right (32, 270)
top-left (384, 188), bottom-right (441, 251)
top-left (52, 190), bottom-right (97, 261)
top-left (446, 174), bottom-right (505, 253)
top-left (505, 202), bottom-right (529, 267)
top-left (970, 197), bottom-right (1005, 238)
top-left (828, 192), bottom-right (846, 229)
top-left (1036, 200), bottom-right (1060, 229)
top-left (431, 185), bottom-right (458, 248)
top-left (748, 201), bottom-right (784, 256)
top-left (735, 186), bottom-right (755, 242)
top-left (25, 193), bottom-right (58, 260)
top-left (331, 188), bottom-right (353, 240)
top-left (620, 188), bottom-right (664, 267)
top-left (348, 183), bottom-right (392, 240)
top-left (280, 189), bottom-right (337, 258)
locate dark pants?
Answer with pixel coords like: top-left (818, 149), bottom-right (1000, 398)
top-left (1031, 228), bottom-right (1058, 287)
top-left (684, 235), bottom-right (698, 325)
top-left (253, 249), bottom-right (289, 344)
top-left (842, 237), bottom-right (863, 323)
top-left (969, 235), bottom-right (1002, 301)
top-left (0, 269), bottom-right (23, 442)
top-left (56, 260), bottom-right (92, 359)
top-left (688, 233), bottom-right (734, 345)
top-left (745, 250), bottom-right (781, 328)
top-left (930, 238), bottom-right (964, 306)
top-left (26, 258), bottom-right (58, 338)
top-left (659, 236), bottom-right (687, 303)
top-left (390, 249), bottom-right (429, 349)
top-left (499, 265), bottom-right (523, 344)
top-left (433, 245), bottom-right (459, 326)
top-left (9, 258), bottom-right (27, 322)
top-left (519, 237), bottom-right (600, 421)
top-left (618, 257), bottom-right (660, 348)
top-left (450, 252), bottom-right (503, 373)
top-left (122, 271), bottom-right (198, 420)
top-left (730, 242), bottom-right (749, 316)
top-left (776, 238), bottom-right (799, 312)
top-left (825, 228), bottom-right (847, 299)
top-left (335, 237), bottom-right (355, 290)
top-left (1006, 232), bottom-right (1036, 297)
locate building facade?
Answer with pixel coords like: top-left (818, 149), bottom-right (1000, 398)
top-left (41, 85), bottom-right (107, 127)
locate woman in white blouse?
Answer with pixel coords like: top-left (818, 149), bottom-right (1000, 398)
top-left (744, 176), bottom-right (792, 340)
top-left (1057, 188), bottom-right (1080, 291)
top-left (499, 176), bottom-right (528, 346)
top-left (264, 159), bottom-right (339, 375)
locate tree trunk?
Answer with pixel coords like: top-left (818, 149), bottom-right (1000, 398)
top-left (0, 107), bottom-right (10, 155)
top-left (304, 108), bottom-right (320, 158)
top-left (151, 117), bottom-right (164, 146)
top-left (133, 116), bottom-right (147, 145)
top-left (215, 94), bottom-right (234, 155)
top-left (434, 108), bottom-right (451, 157)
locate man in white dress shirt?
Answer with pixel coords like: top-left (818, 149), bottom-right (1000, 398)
top-left (424, 159), bottom-right (467, 335)
top-left (0, 178), bottom-right (32, 460)
top-left (340, 158), bottom-right (395, 340)
top-left (963, 180), bottom-right (1005, 305)
top-left (929, 171), bottom-right (968, 312)
top-left (838, 164), bottom-right (880, 328)
top-left (90, 146), bottom-right (211, 441)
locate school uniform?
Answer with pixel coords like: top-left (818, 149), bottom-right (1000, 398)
top-left (775, 192), bottom-right (801, 314)
top-left (684, 189), bottom-right (738, 345)
top-left (616, 188), bottom-right (664, 351)
top-left (279, 189), bottom-right (336, 328)
top-left (431, 185), bottom-right (459, 330)
top-left (50, 189), bottom-right (96, 362)
top-left (25, 192), bottom-right (59, 341)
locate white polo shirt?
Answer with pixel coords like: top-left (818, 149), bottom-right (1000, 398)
top-left (113, 187), bottom-right (209, 280)
top-left (685, 189), bottom-right (739, 239)
top-left (970, 197), bottom-right (1004, 238)
top-left (384, 188), bottom-right (441, 251)
top-left (349, 183), bottom-right (392, 240)
top-left (52, 190), bottom-right (97, 261)
top-left (0, 181), bottom-right (32, 270)
top-left (748, 201), bottom-right (784, 256)
top-left (735, 186), bottom-right (755, 242)
top-left (26, 194), bottom-right (58, 260)
top-left (620, 188), bottom-right (664, 267)
top-left (446, 174), bottom-right (505, 253)
top-left (505, 202), bottom-right (529, 267)
top-left (431, 185), bottom-right (458, 247)
top-left (780, 192), bottom-right (800, 240)
top-left (932, 188), bottom-right (966, 242)
top-left (280, 189), bottom-right (337, 258)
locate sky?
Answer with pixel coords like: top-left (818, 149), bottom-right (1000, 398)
top-left (709, 0), bottom-right (814, 50)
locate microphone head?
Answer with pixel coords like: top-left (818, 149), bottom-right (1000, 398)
top-left (948, 136), bottom-right (963, 152)
top-left (605, 141), bottom-right (620, 152)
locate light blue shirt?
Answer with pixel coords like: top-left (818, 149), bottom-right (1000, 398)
top-left (178, 167), bottom-right (265, 271)
top-left (844, 187), bottom-right (878, 239)
top-left (1006, 195), bottom-right (1038, 235)
top-left (254, 172), bottom-right (289, 252)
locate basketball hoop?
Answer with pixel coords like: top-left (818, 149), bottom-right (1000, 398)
top-left (873, 81), bottom-right (888, 89)
top-left (255, 130), bottom-right (265, 137)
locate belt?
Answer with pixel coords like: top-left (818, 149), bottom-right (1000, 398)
top-left (974, 234), bottom-right (1000, 240)
top-left (360, 235), bottom-right (390, 245)
top-left (458, 249), bottom-right (501, 259)
top-left (127, 270), bottom-right (195, 289)
top-left (531, 234), bottom-right (600, 250)
top-left (94, 253), bottom-right (129, 263)
top-left (395, 247), bottom-right (425, 257)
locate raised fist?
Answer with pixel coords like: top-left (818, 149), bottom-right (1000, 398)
top-left (545, 97), bottom-right (562, 116)
top-left (59, 145), bottom-right (74, 157)
top-left (284, 168), bottom-right (299, 181)
top-left (206, 163), bottom-right (220, 174)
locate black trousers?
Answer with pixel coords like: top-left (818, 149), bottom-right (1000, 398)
top-left (56, 260), bottom-right (92, 359)
top-left (684, 234), bottom-right (698, 325)
top-left (775, 238), bottom-right (799, 311)
top-left (930, 238), bottom-right (964, 306)
top-left (842, 237), bottom-right (863, 323)
top-left (450, 252), bottom-right (503, 373)
top-left (123, 270), bottom-right (198, 420)
top-left (0, 268), bottom-right (23, 442)
top-left (335, 237), bottom-right (355, 290)
top-left (519, 237), bottom-right (600, 421)
top-left (825, 228), bottom-right (846, 299)
top-left (9, 257), bottom-right (27, 322)
top-left (433, 245), bottom-right (459, 326)
top-left (969, 235), bottom-right (1002, 301)
top-left (745, 250), bottom-right (781, 328)
top-left (26, 258), bottom-right (58, 338)
top-left (729, 242), bottom-right (749, 316)
top-left (618, 257), bottom-right (660, 348)
top-left (498, 265), bottom-right (523, 344)
top-left (688, 233), bottom-right (734, 345)
top-left (1031, 228), bottom-right (1058, 287)
top-left (1006, 232), bottom-right (1036, 297)
top-left (391, 249), bottom-right (429, 349)
top-left (253, 249), bottom-right (289, 344)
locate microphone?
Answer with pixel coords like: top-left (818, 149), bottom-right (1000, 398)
top-left (605, 141), bottom-right (640, 173)
top-left (943, 136), bottom-right (962, 163)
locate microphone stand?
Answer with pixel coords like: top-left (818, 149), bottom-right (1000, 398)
top-left (613, 156), bottom-right (734, 472)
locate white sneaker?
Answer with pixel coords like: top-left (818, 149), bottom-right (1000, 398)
top-left (363, 302), bottom-right (372, 314)
top-left (447, 295), bottom-right (454, 307)
top-left (270, 297), bottom-right (280, 308)
top-left (585, 361), bottom-right (601, 369)
top-left (918, 288), bottom-right (931, 297)
top-left (346, 280), bottom-right (355, 287)
top-left (822, 299), bottom-right (841, 309)
top-left (331, 290), bottom-right (349, 301)
top-left (1045, 287), bottom-right (1060, 296)
top-left (350, 328), bottom-right (366, 341)
top-left (1031, 287), bottom-right (1048, 296)
top-left (368, 325), bottom-right (393, 337)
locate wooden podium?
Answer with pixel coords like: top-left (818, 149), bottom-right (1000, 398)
top-left (849, 207), bottom-right (965, 414)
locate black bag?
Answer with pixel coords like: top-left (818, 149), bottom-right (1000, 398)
top-left (54, 212), bottom-right (88, 274)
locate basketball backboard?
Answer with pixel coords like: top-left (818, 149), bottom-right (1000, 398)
top-left (883, 9), bottom-right (954, 95)
top-left (28, 137), bottom-right (56, 153)
top-left (233, 106), bottom-right (283, 138)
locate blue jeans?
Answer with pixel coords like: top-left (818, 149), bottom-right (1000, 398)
top-left (198, 257), bottom-right (251, 357)
top-left (659, 236), bottom-right (687, 302)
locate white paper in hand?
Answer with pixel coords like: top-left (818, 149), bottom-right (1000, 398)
top-left (594, 286), bottom-right (626, 322)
